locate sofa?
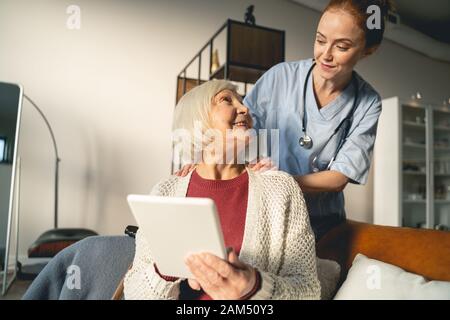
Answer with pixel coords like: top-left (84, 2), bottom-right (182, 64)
top-left (23, 219), bottom-right (450, 299)
top-left (316, 220), bottom-right (450, 298)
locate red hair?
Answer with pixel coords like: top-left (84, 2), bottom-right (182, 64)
top-left (323, 0), bottom-right (395, 49)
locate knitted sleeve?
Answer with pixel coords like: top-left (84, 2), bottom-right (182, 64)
top-left (251, 172), bottom-right (321, 300)
top-left (123, 176), bottom-right (182, 300)
top-left (123, 231), bottom-right (182, 300)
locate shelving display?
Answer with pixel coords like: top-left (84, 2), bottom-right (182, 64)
top-left (374, 97), bottom-right (450, 232)
top-left (175, 19), bottom-right (285, 103)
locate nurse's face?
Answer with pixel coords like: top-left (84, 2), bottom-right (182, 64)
top-left (314, 9), bottom-right (372, 80)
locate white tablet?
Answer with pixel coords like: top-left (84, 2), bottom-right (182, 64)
top-left (127, 194), bottom-right (227, 279)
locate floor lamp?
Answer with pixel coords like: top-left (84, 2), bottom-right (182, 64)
top-left (22, 94), bottom-right (97, 269)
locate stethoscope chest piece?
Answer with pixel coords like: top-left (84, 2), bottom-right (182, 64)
top-left (299, 135), bottom-right (313, 149)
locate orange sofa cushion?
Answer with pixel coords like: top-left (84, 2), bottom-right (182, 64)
top-left (316, 220), bottom-right (450, 282)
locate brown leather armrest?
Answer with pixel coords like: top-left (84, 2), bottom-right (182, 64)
top-left (316, 220), bottom-right (450, 282)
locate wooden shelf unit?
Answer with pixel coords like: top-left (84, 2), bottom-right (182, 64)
top-left (176, 19), bottom-right (285, 103)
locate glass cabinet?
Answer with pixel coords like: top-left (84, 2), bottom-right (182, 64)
top-left (401, 104), bottom-right (428, 228)
top-left (374, 97), bottom-right (450, 231)
top-left (431, 106), bottom-right (450, 231)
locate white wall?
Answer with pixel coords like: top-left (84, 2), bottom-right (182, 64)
top-left (0, 0), bottom-right (449, 257)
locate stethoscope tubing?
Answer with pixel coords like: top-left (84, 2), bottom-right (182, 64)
top-left (300, 60), bottom-right (359, 172)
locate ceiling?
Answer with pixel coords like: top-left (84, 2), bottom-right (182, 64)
top-left (290, 0), bottom-right (450, 44)
top-left (394, 0), bottom-right (450, 44)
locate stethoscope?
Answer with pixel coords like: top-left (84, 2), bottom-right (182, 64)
top-left (299, 61), bottom-right (359, 173)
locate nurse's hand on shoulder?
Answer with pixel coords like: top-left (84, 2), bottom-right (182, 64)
top-left (249, 157), bottom-right (278, 172)
top-left (175, 158), bottom-right (278, 177)
top-left (174, 164), bottom-right (196, 177)
top-left (185, 249), bottom-right (257, 300)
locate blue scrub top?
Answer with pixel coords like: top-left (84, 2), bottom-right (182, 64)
top-left (243, 58), bottom-right (382, 238)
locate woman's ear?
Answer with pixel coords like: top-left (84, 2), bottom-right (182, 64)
top-left (363, 45), bottom-right (379, 58)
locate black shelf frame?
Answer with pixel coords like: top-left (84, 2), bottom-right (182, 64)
top-left (176, 19), bottom-right (285, 104)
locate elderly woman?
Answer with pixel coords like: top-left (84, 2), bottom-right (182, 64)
top-left (123, 80), bottom-right (320, 300)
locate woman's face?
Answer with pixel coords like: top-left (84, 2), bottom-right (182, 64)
top-left (209, 89), bottom-right (253, 136)
top-left (314, 9), bottom-right (370, 80)
top-left (205, 89), bottom-right (253, 162)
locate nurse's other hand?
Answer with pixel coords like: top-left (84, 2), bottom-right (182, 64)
top-left (174, 164), bottom-right (196, 177)
top-left (249, 157), bottom-right (278, 172)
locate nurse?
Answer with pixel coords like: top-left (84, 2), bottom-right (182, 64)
top-left (177, 0), bottom-right (394, 240)
top-left (244, 0), bottom-right (393, 239)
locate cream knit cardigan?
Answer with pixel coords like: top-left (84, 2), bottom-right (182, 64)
top-left (123, 168), bottom-right (321, 300)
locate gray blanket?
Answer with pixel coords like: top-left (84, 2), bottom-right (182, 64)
top-left (22, 236), bottom-right (135, 300)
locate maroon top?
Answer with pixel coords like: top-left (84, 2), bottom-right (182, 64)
top-left (155, 169), bottom-right (260, 299)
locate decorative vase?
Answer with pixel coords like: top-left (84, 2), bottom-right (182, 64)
top-left (211, 49), bottom-right (220, 74)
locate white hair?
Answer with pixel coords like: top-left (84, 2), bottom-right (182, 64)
top-left (172, 80), bottom-right (238, 165)
top-left (172, 79), bottom-right (237, 132)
